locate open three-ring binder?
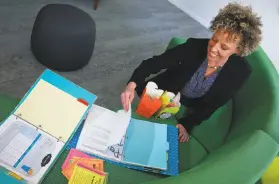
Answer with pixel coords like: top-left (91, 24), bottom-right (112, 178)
top-left (0, 69), bottom-right (97, 184)
top-left (76, 105), bottom-right (170, 171)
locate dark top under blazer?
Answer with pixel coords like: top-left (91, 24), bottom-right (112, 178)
top-left (128, 38), bottom-right (252, 132)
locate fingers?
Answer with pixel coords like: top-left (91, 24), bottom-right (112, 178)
top-left (120, 93), bottom-right (127, 111)
top-left (121, 91), bottom-right (134, 111)
top-left (179, 132), bottom-right (184, 143)
top-left (180, 134), bottom-right (188, 143)
top-left (178, 130), bottom-right (186, 143)
top-left (186, 135), bottom-right (190, 142)
top-left (177, 125), bottom-right (189, 143)
top-left (182, 134), bottom-right (188, 142)
top-left (129, 94), bottom-right (134, 104)
top-left (125, 95), bottom-right (129, 111)
top-left (178, 132), bottom-right (183, 139)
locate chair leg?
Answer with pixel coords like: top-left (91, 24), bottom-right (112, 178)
top-left (94, 0), bottom-right (99, 10)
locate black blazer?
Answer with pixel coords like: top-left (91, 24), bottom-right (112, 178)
top-left (128, 38), bottom-right (252, 132)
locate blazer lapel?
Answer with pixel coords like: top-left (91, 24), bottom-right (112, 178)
top-left (201, 56), bottom-right (235, 101)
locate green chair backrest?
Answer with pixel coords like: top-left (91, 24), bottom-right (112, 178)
top-left (165, 37), bottom-right (186, 51)
top-left (226, 46), bottom-right (279, 142)
top-left (165, 37), bottom-right (279, 143)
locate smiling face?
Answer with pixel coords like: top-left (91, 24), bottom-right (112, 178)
top-left (207, 30), bottom-right (241, 65)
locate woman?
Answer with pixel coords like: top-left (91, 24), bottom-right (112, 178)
top-left (121, 3), bottom-right (262, 142)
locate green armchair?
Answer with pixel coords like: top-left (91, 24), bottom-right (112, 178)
top-left (143, 37), bottom-right (279, 184)
top-left (0, 37), bottom-right (278, 184)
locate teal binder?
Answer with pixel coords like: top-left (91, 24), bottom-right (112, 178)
top-left (123, 119), bottom-right (169, 170)
top-left (78, 116), bottom-right (169, 171)
top-left (0, 172), bottom-right (24, 184)
top-left (0, 69), bottom-right (97, 183)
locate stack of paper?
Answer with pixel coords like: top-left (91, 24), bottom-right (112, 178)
top-left (62, 149), bottom-right (108, 183)
top-left (76, 105), bottom-right (169, 171)
top-left (69, 164), bottom-right (108, 184)
top-left (76, 104), bottom-right (131, 152)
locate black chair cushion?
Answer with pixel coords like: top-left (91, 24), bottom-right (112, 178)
top-left (31, 4), bottom-right (96, 71)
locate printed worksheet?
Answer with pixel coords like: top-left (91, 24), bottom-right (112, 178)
top-left (77, 104), bottom-right (131, 151)
top-left (78, 135), bottom-right (126, 162)
top-left (0, 114), bottom-right (64, 184)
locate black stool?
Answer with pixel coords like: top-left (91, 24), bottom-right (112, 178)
top-left (31, 4), bottom-right (96, 71)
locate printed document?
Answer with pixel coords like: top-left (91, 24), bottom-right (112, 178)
top-left (77, 104), bottom-right (131, 152)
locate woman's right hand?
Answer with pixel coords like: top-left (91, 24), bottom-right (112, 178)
top-left (121, 82), bottom-right (136, 111)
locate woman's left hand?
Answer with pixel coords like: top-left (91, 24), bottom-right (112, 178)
top-left (176, 124), bottom-right (189, 143)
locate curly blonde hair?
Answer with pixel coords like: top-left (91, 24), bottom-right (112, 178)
top-left (210, 2), bottom-right (262, 56)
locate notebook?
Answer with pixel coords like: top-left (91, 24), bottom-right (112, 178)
top-left (76, 105), bottom-right (169, 170)
top-left (0, 69), bottom-right (97, 184)
top-left (67, 122), bottom-right (179, 176)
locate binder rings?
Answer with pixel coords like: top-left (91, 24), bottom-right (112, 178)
top-left (0, 69), bottom-right (97, 184)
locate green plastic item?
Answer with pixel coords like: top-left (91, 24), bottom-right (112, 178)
top-left (0, 37), bottom-right (278, 184)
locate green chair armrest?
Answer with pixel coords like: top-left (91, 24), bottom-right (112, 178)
top-left (142, 130), bottom-right (278, 184)
top-left (0, 95), bottom-right (20, 122)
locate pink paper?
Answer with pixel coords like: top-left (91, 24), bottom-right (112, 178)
top-left (61, 148), bottom-right (92, 170)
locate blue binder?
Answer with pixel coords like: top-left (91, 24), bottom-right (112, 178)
top-left (122, 119), bottom-right (169, 170)
top-left (0, 172), bottom-right (24, 184)
top-left (0, 69), bottom-right (97, 183)
top-left (67, 120), bottom-right (179, 176)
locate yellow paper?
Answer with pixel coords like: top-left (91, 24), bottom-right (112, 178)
top-left (68, 165), bottom-right (106, 184)
top-left (62, 158), bottom-right (104, 180)
top-left (14, 79), bottom-right (88, 142)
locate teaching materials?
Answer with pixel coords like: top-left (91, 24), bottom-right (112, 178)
top-left (76, 105), bottom-right (170, 171)
top-left (0, 69), bottom-right (97, 184)
top-left (77, 104), bottom-right (131, 152)
top-left (62, 148), bottom-right (92, 170)
top-left (71, 157), bottom-right (104, 171)
top-left (63, 159), bottom-right (103, 180)
top-left (62, 157), bottom-right (104, 180)
top-left (68, 164), bottom-right (107, 184)
top-left (14, 79), bottom-right (87, 142)
top-left (67, 117), bottom-right (179, 176)
top-left (61, 149), bottom-right (105, 181)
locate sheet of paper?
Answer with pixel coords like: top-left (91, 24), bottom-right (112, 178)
top-left (72, 157), bottom-right (104, 171)
top-left (61, 148), bottom-right (92, 170)
top-left (68, 164), bottom-right (106, 184)
top-left (62, 158), bottom-right (104, 180)
top-left (0, 114), bottom-right (64, 184)
top-left (77, 135), bottom-right (126, 163)
top-left (77, 104), bottom-right (131, 151)
top-left (14, 79), bottom-right (88, 142)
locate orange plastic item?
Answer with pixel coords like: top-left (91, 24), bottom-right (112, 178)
top-left (136, 88), bottom-right (162, 118)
